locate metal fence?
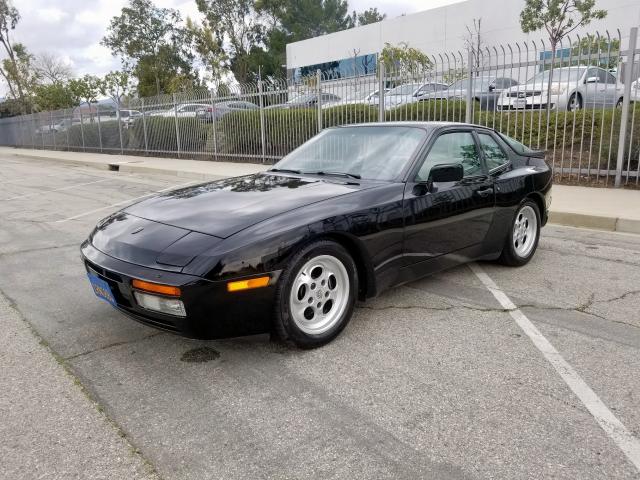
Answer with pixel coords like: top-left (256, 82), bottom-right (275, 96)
top-left (1, 27), bottom-right (639, 187)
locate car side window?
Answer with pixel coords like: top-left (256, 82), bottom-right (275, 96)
top-left (586, 68), bottom-right (600, 82)
top-left (478, 133), bottom-right (509, 170)
top-left (416, 132), bottom-right (482, 181)
top-left (604, 71), bottom-right (616, 84)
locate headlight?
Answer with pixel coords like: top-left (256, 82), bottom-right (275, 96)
top-left (134, 291), bottom-right (186, 317)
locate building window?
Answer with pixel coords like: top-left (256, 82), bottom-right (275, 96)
top-left (289, 53), bottom-right (378, 83)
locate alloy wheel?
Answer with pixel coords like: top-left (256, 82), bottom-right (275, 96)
top-left (289, 255), bottom-right (350, 335)
top-left (513, 205), bottom-right (538, 258)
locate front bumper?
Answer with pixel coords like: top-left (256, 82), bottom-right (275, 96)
top-left (81, 241), bottom-right (276, 339)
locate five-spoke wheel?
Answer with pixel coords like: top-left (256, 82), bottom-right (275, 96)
top-left (274, 241), bottom-right (357, 348)
top-left (289, 255), bottom-right (350, 335)
top-left (499, 200), bottom-right (541, 266)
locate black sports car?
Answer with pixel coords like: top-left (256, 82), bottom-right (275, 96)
top-left (81, 122), bottom-right (552, 348)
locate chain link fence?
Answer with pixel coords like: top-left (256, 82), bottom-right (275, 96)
top-left (1, 27), bottom-right (639, 187)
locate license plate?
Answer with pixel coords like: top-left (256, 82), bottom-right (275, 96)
top-left (513, 99), bottom-right (527, 109)
top-left (87, 273), bottom-right (117, 307)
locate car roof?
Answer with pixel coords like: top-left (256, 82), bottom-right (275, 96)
top-left (335, 121), bottom-right (494, 132)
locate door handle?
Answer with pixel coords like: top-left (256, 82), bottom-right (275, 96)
top-left (475, 187), bottom-right (494, 197)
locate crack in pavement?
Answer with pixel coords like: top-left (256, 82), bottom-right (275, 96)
top-left (64, 332), bottom-right (166, 361)
top-left (369, 285), bottom-right (640, 332)
top-left (0, 285), bottom-right (164, 479)
top-left (538, 245), bottom-right (640, 267)
top-left (358, 303), bottom-right (512, 314)
top-left (0, 242), bottom-right (79, 258)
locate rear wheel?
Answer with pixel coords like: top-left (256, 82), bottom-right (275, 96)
top-left (274, 240), bottom-right (357, 348)
top-left (498, 200), bottom-right (541, 267)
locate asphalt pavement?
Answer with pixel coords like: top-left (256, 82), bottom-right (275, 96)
top-left (1, 154), bottom-right (639, 479)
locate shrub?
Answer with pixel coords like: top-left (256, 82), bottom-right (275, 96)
top-left (54, 120), bottom-right (125, 151)
top-left (160, 101), bottom-right (640, 173)
top-left (128, 116), bottom-right (211, 154)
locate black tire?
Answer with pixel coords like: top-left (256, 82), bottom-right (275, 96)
top-left (616, 98), bottom-right (624, 108)
top-left (568, 93), bottom-right (583, 111)
top-left (273, 240), bottom-right (358, 348)
top-left (498, 200), bottom-right (541, 267)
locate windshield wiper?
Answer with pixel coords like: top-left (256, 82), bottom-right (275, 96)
top-left (269, 168), bottom-right (302, 174)
top-left (305, 171), bottom-right (362, 180)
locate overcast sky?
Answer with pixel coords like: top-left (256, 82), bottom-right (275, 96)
top-left (12, 0), bottom-right (459, 78)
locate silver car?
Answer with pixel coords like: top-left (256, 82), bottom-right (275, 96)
top-left (497, 66), bottom-right (622, 111)
top-left (322, 88), bottom-right (390, 109)
top-left (383, 82), bottom-right (449, 110)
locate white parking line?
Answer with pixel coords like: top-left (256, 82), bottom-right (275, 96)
top-left (2, 179), bottom-right (110, 201)
top-left (54, 180), bottom-right (199, 224)
top-left (469, 262), bottom-right (640, 473)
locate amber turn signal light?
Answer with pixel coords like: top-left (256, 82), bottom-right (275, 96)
top-left (132, 279), bottom-right (181, 297)
top-left (227, 276), bottom-right (270, 292)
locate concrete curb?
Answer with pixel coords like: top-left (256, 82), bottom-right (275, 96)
top-left (548, 212), bottom-right (640, 235)
top-left (6, 149), bottom-right (639, 235)
top-left (6, 151), bottom-right (226, 181)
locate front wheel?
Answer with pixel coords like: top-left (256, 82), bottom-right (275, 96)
top-left (274, 240), bottom-right (357, 348)
top-left (498, 200), bottom-right (541, 267)
top-left (568, 93), bottom-right (583, 111)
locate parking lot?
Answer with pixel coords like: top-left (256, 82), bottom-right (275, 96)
top-left (1, 154), bottom-right (640, 479)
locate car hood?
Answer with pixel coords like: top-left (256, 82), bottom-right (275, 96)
top-left (504, 83), bottom-right (553, 93)
top-left (124, 173), bottom-right (374, 238)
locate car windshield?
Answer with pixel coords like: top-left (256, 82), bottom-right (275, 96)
top-left (449, 77), bottom-right (492, 90)
top-left (498, 132), bottom-right (536, 155)
top-left (287, 94), bottom-right (315, 104)
top-left (344, 89), bottom-right (377, 101)
top-left (388, 84), bottom-right (421, 95)
top-left (527, 67), bottom-right (586, 85)
top-left (271, 126), bottom-right (427, 181)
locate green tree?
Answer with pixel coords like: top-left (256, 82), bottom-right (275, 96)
top-left (132, 46), bottom-right (197, 97)
top-left (571, 34), bottom-right (619, 68)
top-left (260, 0), bottom-right (353, 40)
top-left (350, 7), bottom-right (386, 26)
top-left (99, 71), bottom-right (132, 106)
top-left (2, 43), bottom-right (38, 98)
top-left (31, 82), bottom-right (76, 111)
top-left (68, 74), bottom-right (101, 107)
top-left (520, 0), bottom-right (607, 112)
top-left (195, 0), bottom-right (265, 84)
top-left (185, 17), bottom-right (227, 83)
top-left (102, 0), bottom-right (193, 96)
top-left (254, 0), bottom-right (358, 79)
top-left (379, 42), bottom-right (432, 74)
top-left (0, 1), bottom-right (30, 111)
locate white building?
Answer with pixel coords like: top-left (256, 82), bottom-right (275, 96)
top-left (285, 0), bottom-right (640, 80)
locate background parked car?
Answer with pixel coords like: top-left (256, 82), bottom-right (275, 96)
top-left (383, 82), bottom-right (449, 109)
top-left (322, 88), bottom-right (390, 109)
top-left (423, 76), bottom-right (518, 111)
top-left (497, 66), bottom-right (621, 111)
top-left (35, 117), bottom-right (82, 134)
top-left (267, 93), bottom-right (341, 110)
top-left (114, 109), bottom-right (142, 128)
top-left (196, 101), bottom-right (258, 122)
top-left (160, 103), bottom-right (208, 118)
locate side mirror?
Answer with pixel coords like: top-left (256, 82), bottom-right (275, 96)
top-left (429, 163), bottom-right (464, 183)
top-left (586, 76), bottom-right (599, 84)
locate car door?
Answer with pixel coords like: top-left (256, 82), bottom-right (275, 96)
top-left (584, 67), bottom-right (605, 108)
top-left (402, 129), bottom-right (495, 274)
top-left (600, 69), bottom-right (618, 107)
